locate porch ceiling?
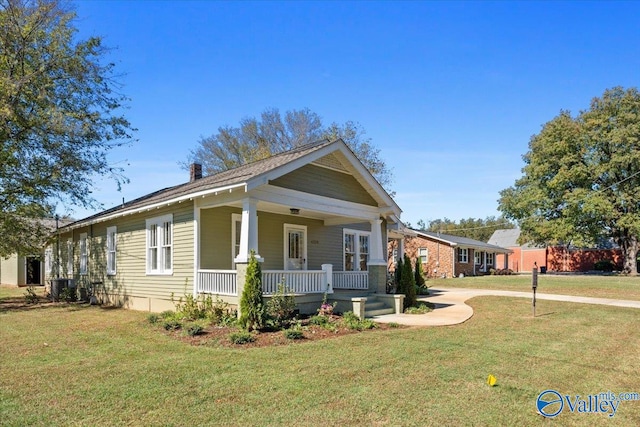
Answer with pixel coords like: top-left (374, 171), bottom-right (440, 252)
top-left (239, 199), bottom-right (372, 225)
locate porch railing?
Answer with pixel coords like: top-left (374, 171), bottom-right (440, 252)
top-left (197, 265), bottom-right (370, 295)
top-left (333, 271), bottom-right (368, 290)
top-left (197, 269), bottom-right (237, 295)
top-left (262, 270), bottom-right (327, 295)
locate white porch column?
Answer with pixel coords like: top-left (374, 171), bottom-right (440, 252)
top-left (368, 219), bottom-right (386, 266)
top-left (322, 264), bottom-right (333, 294)
top-left (234, 198), bottom-right (263, 263)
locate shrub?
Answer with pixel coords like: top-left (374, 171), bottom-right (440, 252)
top-left (205, 296), bottom-right (237, 326)
top-left (283, 329), bottom-right (304, 340)
top-left (388, 322), bottom-right (400, 328)
top-left (171, 292), bottom-right (203, 321)
top-left (309, 315), bottom-right (330, 326)
top-left (59, 286), bottom-right (76, 302)
top-left (147, 313), bottom-right (160, 324)
top-left (414, 256), bottom-right (426, 289)
top-left (266, 283), bottom-right (296, 328)
top-left (24, 286), bottom-right (39, 304)
top-left (341, 311), bottom-right (377, 331)
top-left (404, 303), bottom-right (434, 314)
top-left (400, 254), bottom-right (417, 309)
top-left (161, 311), bottom-right (185, 330)
top-left (492, 268), bottom-right (514, 276)
top-left (594, 259), bottom-right (615, 272)
top-left (163, 319), bottom-right (182, 331)
top-left (394, 257), bottom-right (403, 292)
top-left (184, 321), bottom-right (206, 337)
top-left (239, 251), bottom-right (266, 331)
top-left (160, 310), bottom-right (175, 319)
top-left (229, 330), bottom-right (255, 345)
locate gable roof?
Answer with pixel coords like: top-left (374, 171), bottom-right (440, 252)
top-left (487, 228), bottom-right (522, 248)
top-left (62, 139), bottom-right (400, 230)
top-left (413, 230), bottom-right (511, 253)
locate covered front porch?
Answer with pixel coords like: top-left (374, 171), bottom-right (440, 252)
top-left (191, 183), bottom-right (398, 314)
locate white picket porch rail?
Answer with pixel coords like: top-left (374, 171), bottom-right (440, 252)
top-left (333, 271), bottom-right (368, 290)
top-left (196, 265), bottom-right (369, 295)
top-left (197, 270), bottom-right (237, 295)
top-left (262, 270), bottom-right (327, 294)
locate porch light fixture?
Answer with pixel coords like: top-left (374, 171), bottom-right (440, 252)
top-left (290, 208), bottom-right (300, 215)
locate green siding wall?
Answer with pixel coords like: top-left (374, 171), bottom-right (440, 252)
top-left (58, 203), bottom-right (195, 301)
top-left (200, 206), bottom-right (241, 269)
top-left (198, 207), bottom-right (374, 272)
top-left (270, 164), bottom-right (377, 206)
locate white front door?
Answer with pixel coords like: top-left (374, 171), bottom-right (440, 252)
top-left (284, 224), bottom-right (307, 270)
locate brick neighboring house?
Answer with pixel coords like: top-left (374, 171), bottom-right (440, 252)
top-left (488, 229), bottom-right (546, 273)
top-left (488, 228), bottom-right (624, 272)
top-left (388, 230), bottom-right (511, 278)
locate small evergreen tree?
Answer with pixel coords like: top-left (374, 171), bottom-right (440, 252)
top-left (394, 256), bottom-right (403, 293)
top-left (401, 254), bottom-right (417, 309)
top-left (239, 251), bottom-right (265, 331)
top-left (414, 256), bottom-right (426, 290)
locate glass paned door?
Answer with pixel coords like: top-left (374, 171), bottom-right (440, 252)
top-left (285, 226), bottom-right (306, 270)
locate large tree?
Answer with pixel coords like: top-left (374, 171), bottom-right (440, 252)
top-left (0, 0), bottom-right (135, 257)
top-left (185, 107), bottom-right (394, 194)
top-left (499, 87), bottom-right (640, 274)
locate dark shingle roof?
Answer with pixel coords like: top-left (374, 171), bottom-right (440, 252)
top-left (415, 230), bottom-right (511, 253)
top-left (62, 139), bottom-right (336, 229)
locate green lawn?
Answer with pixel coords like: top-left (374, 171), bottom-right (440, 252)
top-left (1, 286), bottom-right (639, 426)
top-left (429, 274), bottom-right (640, 301)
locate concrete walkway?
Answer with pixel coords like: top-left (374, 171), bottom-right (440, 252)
top-left (371, 287), bottom-right (640, 326)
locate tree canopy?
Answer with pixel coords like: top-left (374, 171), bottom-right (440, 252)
top-left (499, 87), bottom-right (640, 274)
top-left (184, 107), bottom-right (394, 194)
top-left (0, 0), bottom-right (135, 257)
top-left (410, 216), bottom-right (514, 242)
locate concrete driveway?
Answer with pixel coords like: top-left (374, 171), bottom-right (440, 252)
top-left (372, 287), bottom-right (640, 326)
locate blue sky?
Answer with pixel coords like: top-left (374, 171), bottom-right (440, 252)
top-left (68, 1), bottom-right (640, 227)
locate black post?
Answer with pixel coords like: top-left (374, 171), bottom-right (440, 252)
top-left (532, 265), bottom-right (538, 317)
top-left (55, 214), bottom-right (60, 279)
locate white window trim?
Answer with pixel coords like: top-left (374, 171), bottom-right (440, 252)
top-left (146, 214), bottom-right (173, 275)
top-left (106, 226), bottom-right (117, 276)
top-left (343, 228), bottom-right (371, 272)
top-left (418, 247), bottom-right (428, 264)
top-left (458, 247), bottom-right (468, 264)
top-left (486, 253), bottom-right (495, 266)
top-left (44, 247), bottom-right (53, 274)
top-left (67, 238), bottom-right (73, 277)
top-left (231, 213), bottom-right (242, 268)
top-left (474, 251), bottom-right (482, 265)
top-left (80, 233), bottom-right (88, 275)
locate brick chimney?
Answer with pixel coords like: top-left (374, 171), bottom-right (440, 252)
top-left (190, 163), bottom-right (202, 182)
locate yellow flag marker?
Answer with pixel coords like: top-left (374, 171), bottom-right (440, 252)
top-left (487, 374), bottom-right (497, 387)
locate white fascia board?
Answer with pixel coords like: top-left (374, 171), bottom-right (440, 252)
top-left (332, 144), bottom-right (401, 217)
top-left (246, 140), bottom-right (401, 219)
top-left (252, 184), bottom-right (380, 222)
top-left (245, 142), bottom-right (341, 192)
top-left (65, 182), bottom-right (247, 230)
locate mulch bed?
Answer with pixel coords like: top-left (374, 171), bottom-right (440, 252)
top-left (167, 315), bottom-right (399, 348)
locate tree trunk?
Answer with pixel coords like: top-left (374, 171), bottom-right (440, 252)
top-left (620, 236), bottom-right (639, 275)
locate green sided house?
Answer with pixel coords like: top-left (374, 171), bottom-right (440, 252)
top-left (48, 139), bottom-right (405, 316)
